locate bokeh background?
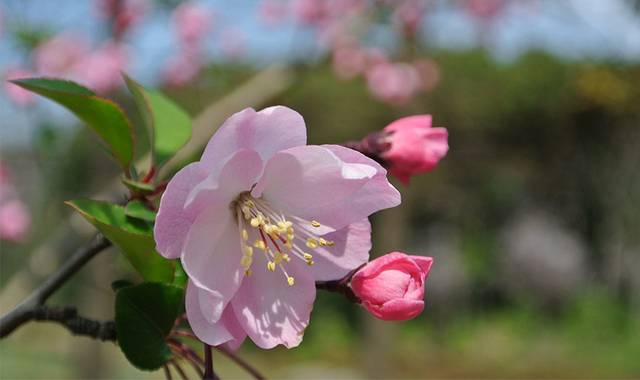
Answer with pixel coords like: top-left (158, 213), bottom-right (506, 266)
top-left (1, 0), bottom-right (640, 378)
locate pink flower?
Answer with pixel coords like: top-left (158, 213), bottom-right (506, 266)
top-left (0, 200), bottom-right (30, 243)
top-left (154, 106), bottom-right (400, 348)
top-left (72, 42), bottom-right (128, 93)
top-left (33, 34), bottom-right (90, 77)
top-left (393, 0), bottom-right (425, 37)
top-left (96, 0), bottom-right (149, 38)
top-left (381, 115), bottom-right (448, 184)
top-left (365, 62), bottom-right (421, 105)
top-left (258, 0), bottom-right (288, 26)
top-left (4, 68), bottom-right (36, 106)
top-left (351, 252), bottom-right (433, 321)
top-left (172, 2), bottom-right (213, 47)
top-left (292, 0), bottom-right (330, 26)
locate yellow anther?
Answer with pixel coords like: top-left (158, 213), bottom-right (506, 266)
top-left (274, 253), bottom-right (283, 264)
top-left (242, 229), bottom-right (249, 241)
top-left (306, 260), bottom-right (314, 266)
top-left (243, 246), bottom-right (254, 256)
top-left (245, 269), bottom-right (252, 277)
top-left (254, 240), bottom-right (266, 250)
top-left (244, 200), bottom-right (255, 208)
top-left (318, 238), bottom-right (329, 246)
top-left (306, 238), bottom-right (318, 249)
top-left (287, 232), bottom-right (294, 241)
top-left (241, 206), bottom-right (252, 220)
top-left (311, 220), bottom-right (321, 227)
top-left (284, 241), bottom-right (293, 250)
top-left (287, 276), bottom-right (295, 286)
top-left (303, 253), bottom-right (313, 260)
top-left (282, 253), bottom-right (291, 262)
top-left (287, 226), bottom-right (294, 235)
top-left (267, 261), bottom-right (276, 272)
top-left (250, 217), bottom-right (261, 228)
top-left (326, 240), bottom-right (335, 246)
top-left (240, 256), bottom-right (252, 269)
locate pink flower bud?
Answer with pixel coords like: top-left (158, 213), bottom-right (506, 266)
top-left (351, 252), bottom-right (433, 321)
top-left (0, 200), bottom-right (30, 243)
top-left (381, 115), bottom-right (448, 184)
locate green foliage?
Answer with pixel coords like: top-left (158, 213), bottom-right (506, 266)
top-left (115, 283), bottom-right (184, 370)
top-left (124, 75), bottom-right (192, 168)
top-left (124, 200), bottom-right (157, 222)
top-left (66, 199), bottom-right (173, 283)
top-left (10, 78), bottom-right (134, 171)
top-left (121, 178), bottom-right (155, 194)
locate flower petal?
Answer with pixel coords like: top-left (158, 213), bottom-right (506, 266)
top-left (200, 106), bottom-right (307, 178)
top-left (309, 219), bottom-right (372, 281)
top-left (253, 145), bottom-right (396, 233)
top-left (231, 256), bottom-right (316, 349)
top-left (186, 281), bottom-right (246, 347)
top-left (371, 298), bottom-right (424, 321)
top-left (184, 149), bottom-right (263, 213)
top-left (181, 200), bottom-right (243, 323)
top-left (154, 162), bottom-right (207, 259)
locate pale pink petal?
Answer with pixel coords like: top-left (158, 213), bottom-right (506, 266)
top-left (200, 106), bottom-right (306, 178)
top-left (309, 219), bottom-right (371, 281)
top-left (184, 149), bottom-right (263, 213)
top-left (154, 162), bottom-right (207, 259)
top-left (231, 255), bottom-right (316, 349)
top-left (186, 281), bottom-right (246, 346)
top-left (181, 200), bottom-right (242, 323)
top-left (410, 255), bottom-right (434, 275)
top-left (252, 145), bottom-right (391, 233)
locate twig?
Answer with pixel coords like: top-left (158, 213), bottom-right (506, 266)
top-left (215, 346), bottom-right (266, 380)
top-left (163, 364), bottom-right (173, 380)
top-left (32, 305), bottom-right (116, 341)
top-left (0, 234), bottom-right (111, 338)
top-left (203, 343), bottom-right (218, 380)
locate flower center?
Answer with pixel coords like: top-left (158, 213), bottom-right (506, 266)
top-left (234, 192), bottom-right (334, 286)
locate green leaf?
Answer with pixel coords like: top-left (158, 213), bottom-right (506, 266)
top-left (115, 283), bottom-right (184, 370)
top-left (111, 279), bottom-right (134, 292)
top-left (121, 177), bottom-right (155, 194)
top-left (172, 261), bottom-right (188, 289)
top-left (66, 199), bottom-right (173, 282)
top-left (124, 75), bottom-right (192, 167)
top-left (125, 200), bottom-right (157, 222)
top-left (11, 78), bottom-right (134, 170)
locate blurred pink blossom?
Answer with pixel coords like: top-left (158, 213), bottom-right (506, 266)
top-left (292, 0), bottom-right (330, 26)
top-left (220, 28), bottom-right (246, 60)
top-left (33, 34), bottom-right (90, 77)
top-left (413, 58), bottom-right (441, 92)
top-left (172, 2), bottom-right (213, 47)
top-left (332, 46), bottom-right (367, 79)
top-left (73, 41), bottom-right (128, 93)
top-left (162, 53), bottom-right (202, 87)
top-left (366, 62), bottom-right (421, 105)
top-left (393, 0), bottom-right (425, 37)
top-left (0, 163), bottom-right (31, 243)
top-left (0, 200), bottom-right (31, 243)
top-left (3, 68), bottom-right (36, 106)
top-left (96, 0), bottom-right (149, 38)
top-left (258, 0), bottom-right (288, 26)
top-left (466, 0), bottom-right (506, 20)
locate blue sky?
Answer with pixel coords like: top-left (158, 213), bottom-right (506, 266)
top-left (1, 0), bottom-right (640, 146)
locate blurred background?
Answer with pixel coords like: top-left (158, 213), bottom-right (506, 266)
top-left (1, 0), bottom-right (640, 378)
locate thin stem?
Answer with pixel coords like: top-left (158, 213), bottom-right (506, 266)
top-left (163, 364), bottom-right (173, 380)
top-left (203, 343), bottom-right (218, 380)
top-left (170, 360), bottom-right (189, 380)
top-left (0, 234), bottom-right (111, 338)
top-left (215, 346), bottom-right (266, 380)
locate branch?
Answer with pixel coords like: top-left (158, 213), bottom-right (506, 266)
top-left (214, 346), bottom-right (265, 380)
top-left (0, 234), bottom-right (111, 338)
top-left (32, 305), bottom-right (116, 341)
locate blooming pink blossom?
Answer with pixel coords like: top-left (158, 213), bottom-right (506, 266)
top-left (381, 115), bottom-right (448, 184)
top-left (72, 42), bottom-right (128, 93)
top-left (466, 0), bottom-right (506, 20)
top-left (154, 106), bottom-right (400, 348)
top-left (393, 0), bottom-right (425, 37)
top-left (33, 34), bottom-right (90, 77)
top-left (292, 0), bottom-right (330, 26)
top-left (351, 252), bottom-right (433, 321)
top-left (172, 2), bottom-right (213, 47)
top-left (365, 62), bottom-right (421, 105)
top-left (4, 68), bottom-right (36, 106)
